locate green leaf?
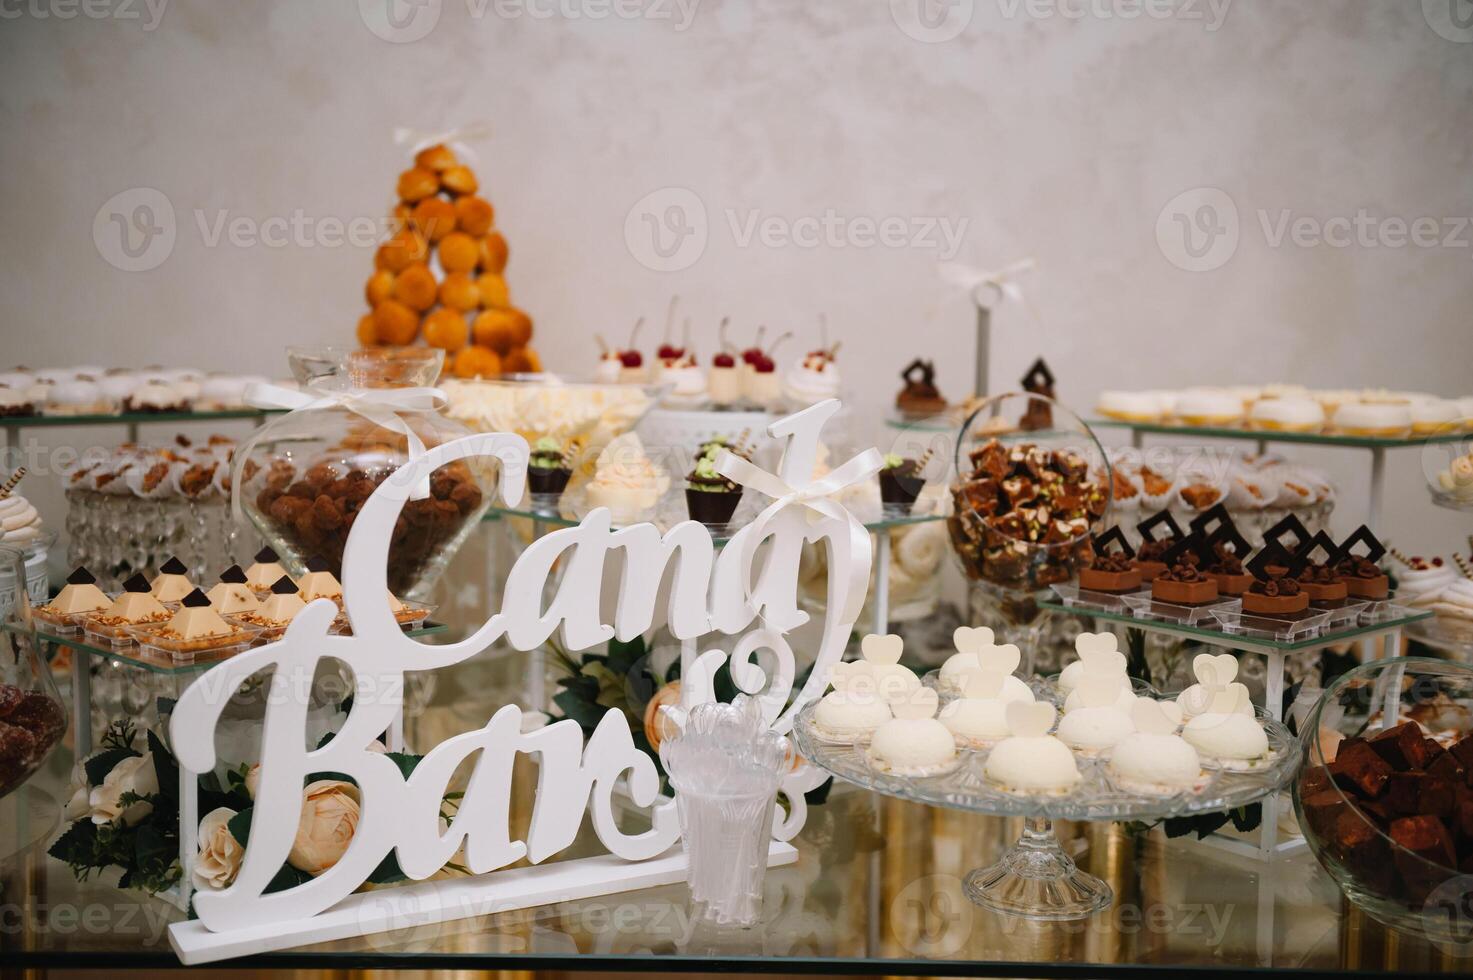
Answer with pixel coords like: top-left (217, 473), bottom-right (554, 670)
top-left (48, 819), bottom-right (99, 866)
top-left (605, 636), bottom-right (646, 677)
top-left (227, 808), bottom-right (253, 847)
top-left (552, 689), bottom-right (606, 732)
top-left (84, 746), bottom-right (139, 787)
top-left (148, 730), bottom-right (179, 803)
top-left (367, 850), bottom-right (407, 884)
top-left (384, 752), bottom-right (421, 779)
top-left (306, 771), bottom-right (356, 786)
top-left (265, 863), bottom-right (313, 893)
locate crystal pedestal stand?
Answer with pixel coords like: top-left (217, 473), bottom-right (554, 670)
top-left (963, 815), bottom-right (1110, 919)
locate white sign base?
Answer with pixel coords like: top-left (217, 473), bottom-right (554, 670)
top-left (171, 840), bottom-right (798, 964)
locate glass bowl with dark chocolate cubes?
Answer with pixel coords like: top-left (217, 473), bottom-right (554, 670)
top-left (1294, 657), bottom-right (1473, 941)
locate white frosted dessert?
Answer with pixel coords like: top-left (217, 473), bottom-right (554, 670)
top-left (938, 669), bottom-right (1022, 747)
top-left (1096, 390), bottom-right (1164, 423)
top-left (1058, 631), bottom-right (1124, 698)
top-left (1181, 686), bottom-right (1268, 766)
top-left (1110, 700), bottom-right (1202, 794)
top-left (245, 547), bottom-right (291, 593)
top-left (206, 581), bottom-right (259, 616)
top-left (812, 690), bottom-right (891, 742)
top-left (708, 355), bottom-right (741, 405)
top-left (1410, 398), bottom-right (1460, 435)
top-left (1174, 389), bottom-right (1243, 427)
top-left (297, 564), bottom-right (343, 603)
top-left (1333, 402), bottom-right (1411, 437)
top-left (1397, 558), bottom-right (1456, 607)
top-left (586, 432), bottom-right (669, 525)
top-left (1249, 396), bottom-right (1323, 432)
top-left (985, 701), bottom-right (1081, 794)
top-left (1057, 705), bottom-right (1134, 753)
top-left (866, 688), bottom-right (956, 776)
top-left (660, 357), bottom-right (707, 408)
top-left (40, 568), bottom-right (111, 616)
top-left (782, 352), bottom-right (840, 408)
top-left (1063, 677), bottom-right (1134, 714)
top-left (0, 493), bottom-right (44, 546)
top-left (938, 651), bottom-right (1032, 700)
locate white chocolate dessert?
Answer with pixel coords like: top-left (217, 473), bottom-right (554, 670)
top-left (866, 688), bottom-right (956, 776)
top-left (1176, 653), bottom-right (1239, 719)
top-left (238, 576), bottom-right (308, 627)
top-left (1056, 675), bottom-right (1136, 753)
top-left (1173, 389), bottom-right (1243, 426)
top-left (1249, 396), bottom-right (1323, 432)
top-left (1181, 685), bottom-right (1269, 766)
top-left (938, 669), bottom-right (1019, 747)
top-left (1410, 398), bottom-right (1460, 434)
top-left (160, 598), bottom-right (236, 641)
top-left (1110, 700), bottom-right (1202, 794)
top-left (149, 557), bottom-right (195, 603)
top-left (1096, 390), bottom-right (1165, 423)
top-left (1058, 631), bottom-right (1124, 701)
top-left (40, 567), bottom-right (111, 616)
top-left (297, 557), bottom-right (343, 603)
top-left (941, 626), bottom-right (1032, 701)
top-left (1333, 402), bottom-right (1411, 437)
top-left (812, 689), bottom-right (892, 743)
top-left (89, 575), bottom-right (170, 627)
top-left (207, 582), bottom-right (260, 616)
top-left (985, 701), bottom-right (1081, 794)
top-left (0, 493), bottom-right (44, 545)
top-left (585, 432), bottom-right (669, 525)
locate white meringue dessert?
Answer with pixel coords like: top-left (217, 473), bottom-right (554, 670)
top-left (812, 690), bottom-right (891, 743)
top-left (984, 702), bottom-right (1080, 794)
top-left (866, 688), bottom-right (956, 776)
top-left (1181, 686), bottom-right (1268, 767)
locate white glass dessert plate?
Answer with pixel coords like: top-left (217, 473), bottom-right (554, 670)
top-left (1119, 591), bottom-right (1241, 626)
top-left (794, 700), bottom-right (1297, 921)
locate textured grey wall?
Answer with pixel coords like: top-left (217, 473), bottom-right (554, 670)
top-left (0, 0), bottom-right (1469, 553)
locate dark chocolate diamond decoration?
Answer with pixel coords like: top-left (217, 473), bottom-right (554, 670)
top-left (219, 564), bottom-right (247, 584)
top-left (1091, 526), bottom-right (1135, 560)
top-left (1298, 530), bottom-right (1339, 568)
top-left (1021, 357), bottom-right (1055, 393)
top-left (66, 566), bottom-right (97, 586)
top-left (1331, 524), bottom-right (1387, 567)
top-left (306, 556), bottom-right (330, 574)
top-left (270, 575), bottom-right (299, 595)
top-left (181, 588), bottom-right (211, 608)
top-left (254, 547), bottom-right (279, 564)
top-left (1136, 509), bottom-right (1184, 544)
top-left (1206, 520), bottom-right (1252, 561)
top-left (1162, 531), bottom-right (1207, 567)
top-left (1188, 502), bottom-right (1234, 539)
top-left (1262, 514), bottom-right (1310, 558)
top-left (1248, 540), bottom-right (1307, 581)
top-left (159, 556), bottom-right (188, 575)
top-left (123, 572), bottom-right (151, 593)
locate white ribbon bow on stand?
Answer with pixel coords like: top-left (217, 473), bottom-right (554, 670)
top-left (230, 381), bottom-right (449, 527)
top-left (391, 121), bottom-right (494, 169)
top-left (714, 445), bottom-right (884, 629)
top-left (939, 256), bottom-right (1038, 310)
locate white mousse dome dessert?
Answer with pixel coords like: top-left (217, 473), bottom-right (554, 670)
top-left (867, 687), bottom-right (956, 776)
top-left (811, 660), bottom-right (892, 743)
top-left (1057, 675), bottom-right (1136, 754)
top-left (985, 701), bottom-right (1081, 794)
top-left (938, 669), bottom-right (1029, 747)
top-left (1057, 631), bottom-right (1120, 696)
top-left (1110, 699), bottom-right (1202, 794)
top-left (940, 626), bottom-right (1032, 700)
top-left (1181, 685), bottom-right (1269, 767)
top-left (1176, 653), bottom-right (1239, 720)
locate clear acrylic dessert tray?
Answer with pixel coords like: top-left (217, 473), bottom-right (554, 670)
top-left (1119, 591), bottom-right (1241, 626)
top-left (1358, 598), bottom-right (1413, 625)
top-left (792, 702), bottom-right (1298, 822)
top-left (124, 622), bottom-right (263, 666)
top-left (1210, 606), bottom-right (1332, 642)
top-left (1049, 582), bottom-right (1137, 614)
top-left (1312, 597), bottom-right (1369, 627)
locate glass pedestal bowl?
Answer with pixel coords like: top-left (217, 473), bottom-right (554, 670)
top-left (235, 347), bottom-right (494, 601)
top-left (0, 544), bottom-right (69, 832)
top-left (1293, 657), bottom-right (1473, 949)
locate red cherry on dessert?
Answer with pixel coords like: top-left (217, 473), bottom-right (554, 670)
top-left (741, 348), bottom-right (763, 365)
top-left (619, 350), bottom-right (644, 368)
top-left (754, 355), bottom-right (776, 373)
top-left (713, 352), bottom-right (736, 368)
top-left (657, 344), bottom-right (683, 360)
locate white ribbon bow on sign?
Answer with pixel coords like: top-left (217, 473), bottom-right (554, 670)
top-left (392, 121), bottom-right (494, 169)
top-left (714, 446), bottom-right (884, 628)
top-left (230, 381), bottom-right (449, 525)
top-left (939, 256), bottom-right (1037, 308)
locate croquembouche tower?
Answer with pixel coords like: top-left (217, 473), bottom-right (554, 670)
top-left (356, 141), bottom-right (539, 378)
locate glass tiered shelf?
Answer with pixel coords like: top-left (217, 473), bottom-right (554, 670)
top-left (1088, 418), bottom-right (1467, 449)
top-left (0, 408), bottom-right (279, 429)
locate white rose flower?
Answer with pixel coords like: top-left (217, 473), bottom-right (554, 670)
top-left (88, 752), bottom-right (159, 826)
top-left (193, 807), bottom-right (244, 891)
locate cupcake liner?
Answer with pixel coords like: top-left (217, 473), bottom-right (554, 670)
top-left (124, 458), bottom-right (182, 500)
top-left (171, 459), bottom-right (221, 501)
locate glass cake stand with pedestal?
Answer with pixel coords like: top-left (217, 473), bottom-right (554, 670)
top-left (792, 700), bottom-right (1299, 921)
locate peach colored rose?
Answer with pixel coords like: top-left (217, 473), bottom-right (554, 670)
top-left (193, 807), bottom-right (244, 890)
top-left (287, 780), bottom-right (361, 876)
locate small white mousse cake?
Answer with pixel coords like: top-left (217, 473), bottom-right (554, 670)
top-left (245, 546), bottom-right (292, 593)
top-left (1176, 652), bottom-right (1239, 720)
top-left (985, 701), bottom-right (1081, 794)
top-left (940, 626), bottom-right (1032, 700)
top-left (205, 565), bottom-right (260, 616)
top-left (41, 567), bottom-right (111, 616)
top-left (1062, 634), bottom-right (1135, 714)
top-left (1057, 631), bottom-right (1120, 696)
top-left (867, 687), bottom-right (957, 776)
top-left (1111, 699), bottom-right (1203, 794)
top-left (1181, 684), bottom-right (1269, 767)
top-left (939, 668), bottom-right (1030, 747)
top-left (150, 556), bottom-right (195, 603)
top-left (1056, 674), bottom-right (1136, 753)
top-left (812, 661), bottom-right (892, 743)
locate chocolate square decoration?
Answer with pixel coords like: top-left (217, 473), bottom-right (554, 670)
top-left (1188, 502), bottom-right (1235, 539)
top-left (159, 556), bottom-right (188, 575)
top-left (1161, 531), bottom-right (1207, 567)
top-left (219, 564), bottom-right (248, 584)
top-left (254, 547), bottom-right (279, 564)
top-left (1136, 509), bottom-right (1184, 545)
top-left (1091, 526), bottom-right (1135, 560)
top-left (1020, 357), bottom-right (1055, 393)
top-left (122, 573), bottom-right (151, 594)
top-left (181, 588), bottom-right (211, 608)
top-left (1262, 513), bottom-right (1310, 558)
top-left (1248, 540), bottom-right (1307, 581)
top-left (270, 575), bottom-right (298, 595)
top-left (1206, 520), bottom-right (1252, 560)
top-left (1298, 530), bottom-right (1339, 568)
top-left (66, 566), bottom-right (96, 586)
top-left (1331, 524), bottom-right (1387, 567)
